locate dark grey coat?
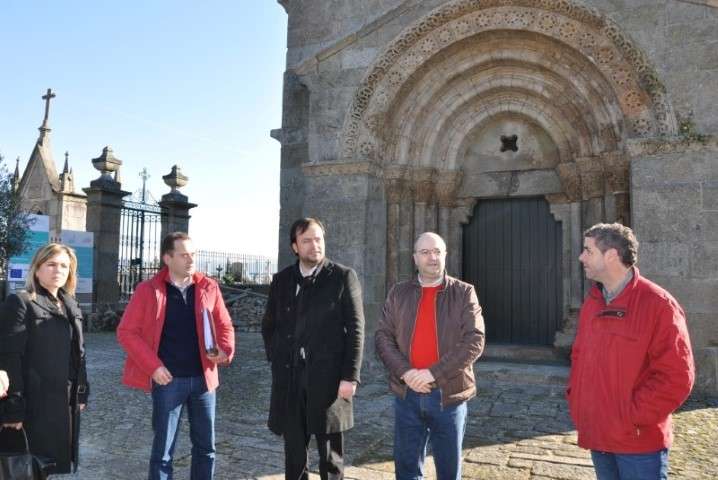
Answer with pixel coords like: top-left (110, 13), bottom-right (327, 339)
top-left (262, 259), bottom-right (364, 435)
top-left (0, 289), bottom-right (89, 474)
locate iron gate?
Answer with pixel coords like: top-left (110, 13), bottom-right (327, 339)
top-left (462, 197), bottom-right (563, 345)
top-left (118, 198), bottom-right (164, 301)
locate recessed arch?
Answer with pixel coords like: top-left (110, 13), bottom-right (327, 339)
top-left (340, 0), bottom-right (676, 160)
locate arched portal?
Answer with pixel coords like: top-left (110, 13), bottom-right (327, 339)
top-left (336, 0), bottom-right (678, 347)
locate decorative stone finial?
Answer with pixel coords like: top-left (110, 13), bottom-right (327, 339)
top-left (162, 165), bottom-right (188, 193)
top-left (91, 146), bottom-right (123, 188)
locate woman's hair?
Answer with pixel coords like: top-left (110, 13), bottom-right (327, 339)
top-left (25, 243), bottom-right (79, 298)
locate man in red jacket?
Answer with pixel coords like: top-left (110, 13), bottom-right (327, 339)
top-left (117, 232), bottom-right (235, 480)
top-left (568, 223), bottom-right (694, 480)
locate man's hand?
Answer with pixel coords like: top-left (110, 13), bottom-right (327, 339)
top-left (206, 348), bottom-right (229, 365)
top-left (338, 380), bottom-right (357, 400)
top-left (414, 369), bottom-right (435, 385)
top-left (79, 404), bottom-right (86, 411)
top-left (2, 422), bottom-right (22, 430)
top-left (402, 369), bottom-right (433, 393)
top-left (151, 366), bottom-right (173, 385)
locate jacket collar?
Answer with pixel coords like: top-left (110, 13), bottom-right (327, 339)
top-left (410, 271), bottom-right (449, 291)
top-left (589, 266), bottom-right (641, 305)
top-left (293, 258), bottom-right (334, 283)
top-left (31, 286), bottom-right (68, 315)
top-left (150, 266), bottom-right (208, 291)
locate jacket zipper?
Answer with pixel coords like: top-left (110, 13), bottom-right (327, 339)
top-left (433, 290), bottom-right (440, 364)
top-left (407, 288), bottom-right (421, 372)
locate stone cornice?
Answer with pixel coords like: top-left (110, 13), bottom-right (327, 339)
top-left (674, 0), bottom-right (718, 8)
top-left (626, 136), bottom-right (718, 156)
top-left (302, 161), bottom-right (383, 177)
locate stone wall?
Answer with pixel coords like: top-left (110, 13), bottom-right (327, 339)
top-left (277, 0), bottom-right (718, 384)
top-left (229, 292), bottom-right (268, 333)
top-left (631, 139), bottom-right (718, 394)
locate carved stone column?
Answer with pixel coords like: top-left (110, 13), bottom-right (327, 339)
top-left (412, 168), bottom-right (435, 237)
top-left (385, 168), bottom-right (409, 289)
top-left (435, 170), bottom-right (463, 276)
top-left (603, 152), bottom-right (631, 226)
top-left (451, 197), bottom-right (477, 279)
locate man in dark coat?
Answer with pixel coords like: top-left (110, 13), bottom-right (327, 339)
top-left (262, 217), bottom-right (365, 480)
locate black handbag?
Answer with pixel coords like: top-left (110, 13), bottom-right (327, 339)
top-left (0, 428), bottom-right (54, 480)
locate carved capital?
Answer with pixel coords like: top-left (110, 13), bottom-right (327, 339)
top-left (412, 168), bottom-right (436, 203)
top-left (435, 170), bottom-right (463, 207)
top-left (555, 162), bottom-right (581, 202)
top-left (575, 156), bottom-right (605, 200)
top-left (385, 177), bottom-right (411, 205)
top-left (602, 152), bottom-right (630, 193)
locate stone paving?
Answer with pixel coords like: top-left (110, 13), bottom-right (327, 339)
top-left (55, 332), bottom-right (718, 479)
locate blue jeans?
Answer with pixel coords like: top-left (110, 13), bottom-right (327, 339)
top-left (149, 376), bottom-right (216, 480)
top-left (591, 449), bottom-right (669, 480)
top-left (394, 389), bottom-right (467, 480)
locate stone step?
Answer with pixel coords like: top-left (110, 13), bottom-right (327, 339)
top-left (476, 360), bottom-right (570, 387)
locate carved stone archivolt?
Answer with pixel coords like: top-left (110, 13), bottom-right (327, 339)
top-left (340, 0), bottom-right (677, 160)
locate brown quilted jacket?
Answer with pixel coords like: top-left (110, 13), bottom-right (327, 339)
top-left (375, 274), bottom-right (485, 406)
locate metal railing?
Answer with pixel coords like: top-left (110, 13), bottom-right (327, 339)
top-left (195, 250), bottom-right (276, 285)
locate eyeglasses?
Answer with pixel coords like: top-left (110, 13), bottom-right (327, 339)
top-left (415, 248), bottom-right (445, 256)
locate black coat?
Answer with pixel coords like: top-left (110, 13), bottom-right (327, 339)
top-left (0, 289), bottom-right (89, 474)
top-left (262, 259), bottom-right (364, 435)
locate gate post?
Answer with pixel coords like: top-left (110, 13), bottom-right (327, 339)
top-left (159, 165), bottom-right (197, 238)
top-left (83, 146), bottom-right (130, 307)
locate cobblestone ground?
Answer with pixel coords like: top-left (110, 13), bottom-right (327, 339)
top-left (55, 333), bottom-right (717, 479)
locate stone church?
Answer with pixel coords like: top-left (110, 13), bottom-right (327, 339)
top-left (15, 89), bottom-right (87, 240)
top-left (274, 0), bottom-right (718, 393)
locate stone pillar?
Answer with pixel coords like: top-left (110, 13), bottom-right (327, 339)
top-left (604, 152), bottom-right (631, 226)
top-left (384, 170), bottom-right (408, 290)
top-left (398, 185), bottom-right (416, 282)
top-left (413, 169), bottom-right (434, 237)
top-left (83, 147), bottom-right (130, 306)
top-left (451, 198), bottom-right (477, 280)
top-left (158, 165), bottom-right (197, 239)
top-left (435, 170), bottom-right (463, 276)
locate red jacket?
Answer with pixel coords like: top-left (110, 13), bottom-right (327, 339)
top-left (117, 267), bottom-right (235, 392)
top-left (567, 268), bottom-right (694, 453)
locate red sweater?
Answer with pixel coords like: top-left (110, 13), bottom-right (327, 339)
top-left (410, 286), bottom-right (440, 369)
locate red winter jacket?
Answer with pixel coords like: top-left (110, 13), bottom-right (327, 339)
top-left (567, 268), bottom-right (694, 453)
top-left (117, 267), bottom-right (235, 392)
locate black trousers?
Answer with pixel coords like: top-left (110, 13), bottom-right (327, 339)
top-left (283, 364), bottom-right (344, 480)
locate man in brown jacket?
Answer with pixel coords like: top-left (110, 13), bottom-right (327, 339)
top-left (375, 232), bottom-right (485, 480)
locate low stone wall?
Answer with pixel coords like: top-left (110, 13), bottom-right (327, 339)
top-left (228, 292), bottom-right (268, 333)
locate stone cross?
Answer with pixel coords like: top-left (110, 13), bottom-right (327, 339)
top-left (41, 88), bottom-right (56, 126)
top-left (139, 167), bottom-right (150, 203)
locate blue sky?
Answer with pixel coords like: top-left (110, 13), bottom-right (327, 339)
top-left (0, 1), bottom-right (287, 257)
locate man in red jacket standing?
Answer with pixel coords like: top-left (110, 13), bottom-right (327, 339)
top-left (568, 223), bottom-right (694, 480)
top-left (117, 232), bottom-right (235, 480)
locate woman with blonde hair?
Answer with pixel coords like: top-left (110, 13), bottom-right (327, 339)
top-left (0, 243), bottom-right (89, 475)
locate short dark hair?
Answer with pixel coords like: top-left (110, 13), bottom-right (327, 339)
top-left (584, 223), bottom-right (638, 267)
top-left (161, 232), bottom-right (190, 258)
top-left (289, 218), bottom-right (326, 247)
